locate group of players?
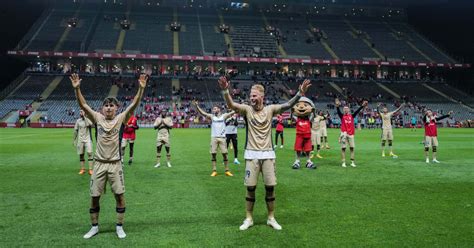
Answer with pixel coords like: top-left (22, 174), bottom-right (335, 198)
top-left (71, 73), bottom-right (453, 239)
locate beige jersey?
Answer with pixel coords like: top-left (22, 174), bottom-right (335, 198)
top-left (75, 117), bottom-right (92, 142)
top-left (91, 111), bottom-right (127, 162)
top-left (311, 115), bottom-right (326, 131)
top-left (380, 111), bottom-right (394, 130)
top-left (154, 117), bottom-right (173, 137)
top-left (236, 104), bottom-right (281, 151)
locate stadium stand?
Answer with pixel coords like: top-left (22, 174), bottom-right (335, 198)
top-left (2, 2), bottom-right (472, 127)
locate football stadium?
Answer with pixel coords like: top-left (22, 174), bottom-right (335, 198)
top-left (0, 0), bottom-right (473, 246)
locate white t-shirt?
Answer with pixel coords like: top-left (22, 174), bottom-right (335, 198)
top-left (211, 115), bottom-right (227, 138)
top-left (225, 117), bottom-right (238, 135)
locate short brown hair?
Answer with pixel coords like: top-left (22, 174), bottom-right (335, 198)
top-left (102, 97), bottom-right (119, 106)
top-left (251, 84), bottom-right (265, 95)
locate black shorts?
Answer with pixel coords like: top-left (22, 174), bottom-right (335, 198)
top-left (226, 134), bottom-right (237, 139)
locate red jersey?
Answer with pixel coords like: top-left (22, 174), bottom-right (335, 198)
top-left (337, 105), bottom-right (363, 136)
top-left (296, 117), bottom-right (311, 135)
top-left (276, 116), bottom-right (284, 132)
top-left (341, 114), bottom-right (356, 135)
top-left (123, 115), bottom-right (138, 140)
top-left (423, 114), bottom-right (449, 137)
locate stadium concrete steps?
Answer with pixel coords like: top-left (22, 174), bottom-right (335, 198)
top-left (173, 7), bottom-right (180, 55)
top-left (1, 111), bottom-right (19, 123)
top-left (30, 76), bottom-right (63, 111)
top-left (376, 82), bottom-right (401, 99)
top-left (404, 24), bottom-right (456, 64)
top-left (115, 6), bottom-right (131, 53)
top-left (328, 81), bottom-right (343, 95)
top-left (384, 21), bottom-right (430, 63)
top-left (261, 13), bottom-right (287, 58)
top-left (172, 78), bottom-right (180, 94)
top-left (344, 19), bottom-right (384, 60)
top-left (218, 12), bottom-right (235, 57)
top-left (23, 9), bottom-right (54, 51)
top-left (108, 85), bottom-right (119, 98)
top-left (422, 83), bottom-right (474, 112)
top-left (1, 75), bottom-right (30, 101)
top-left (54, 3), bottom-right (83, 52)
top-left (29, 111), bottom-right (44, 123)
top-left (308, 23), bottom-right (338, 60)
top-left (406, 41), bottom-right (433, 62)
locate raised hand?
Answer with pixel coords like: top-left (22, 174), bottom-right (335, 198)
top-left (218, 76), bottom-right (230, 90)
top-left (362, 100), bottom-right (368, 107)
top-left (299, 79), bottom-right (311, 94)
top-left (448, 110), bottom-right (454, 116)
top-left (192, 100), bottom-right (199, 106)
top-left (335, 98), bottom-right (341, 107)
top-left (70, 73), bottom-right (82, 89)
top-left (138, 74), bottom-right (149, 88)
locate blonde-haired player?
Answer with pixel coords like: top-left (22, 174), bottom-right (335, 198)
top-left (378, 103), bottom-right (404, 158)
top-left (193, 100), bottom-right (235, 177)
top-left (71, 73), bottom-right (147, 239)
top-left (219, 76), bottom-right (311, 231)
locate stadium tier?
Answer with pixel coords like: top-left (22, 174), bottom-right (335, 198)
top-left (16, 2), bottom-right (456, 63)
top-left (0, 73), bottom-right (472, 126)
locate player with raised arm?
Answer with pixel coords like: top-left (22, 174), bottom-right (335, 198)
top-left (219, 76), bottom-right (311, 231)
top-left (422, 109), bottom-right (453, 163)
top-left (153, 110), bottom-right (173, 168)
top-left (74, 110), bottom-right (93, 175)
top-left (121, 114), bottom-right (138, 165)
top-left (320, 110), bottom-right (330, 149)
top-left (310, 110), bottom-right (329, 159)
top-left (71, 73), bottom-right (147, 239)
top-left (225, 113), bottom-right (241, 165)
top-left (378, 103), bottom-right (404, 158)
top-left (193, 100), bottom-right (235, 177)
top-left (335, 98), bottom-right (367, 168)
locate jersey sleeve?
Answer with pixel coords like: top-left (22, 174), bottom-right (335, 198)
top-left (268, 104), bottom-right (283, 116)
top-left (90, 111), bottom-right (102, 124)
top-left (164, 118), bottom-right (173, 127)
top-left (232, 104), bottom-right (248, 116)
top-left (153, 117), bottom-right (160, 127)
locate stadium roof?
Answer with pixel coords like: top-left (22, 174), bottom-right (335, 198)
top-left (25, 0), bottom-right (451, 8)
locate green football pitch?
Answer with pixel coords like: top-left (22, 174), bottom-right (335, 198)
top-left (0, 128), bottom-right (473, 247)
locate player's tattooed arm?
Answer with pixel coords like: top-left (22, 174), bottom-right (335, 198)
top-left (218, 76), bottom-right (245, 112)
top-left (70, 74), bottom-right (95, 121)
top-left (393, 103), bottom-right (405, 114)
top-left (124, 74), bottom-right (148, 122)
top-left (192, 100), bottom-right (212, 119)
top-left (281, 79), bottom-right (311, 111)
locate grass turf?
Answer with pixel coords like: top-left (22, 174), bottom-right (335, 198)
top-left (0, 127), bottom-right (473, 247)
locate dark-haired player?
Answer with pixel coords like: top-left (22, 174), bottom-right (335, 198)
top-left (193, 100), bottom-right (235, 177)
top-left (71, 73), bottom-right (147, 239)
